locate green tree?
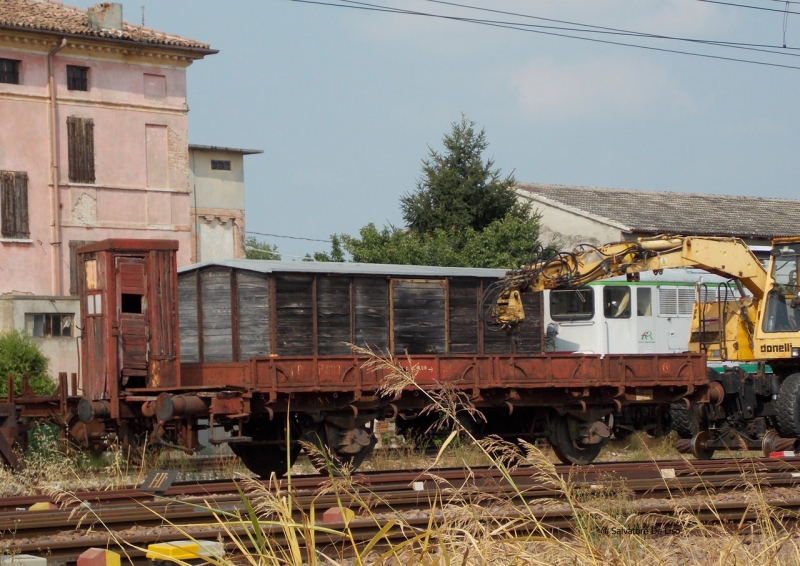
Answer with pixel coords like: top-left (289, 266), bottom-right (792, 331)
top-left (314, 116), bottom-right (549, 269)
top-left (245, 236), bottom-right (281, 260)
top-left (400, 114), bottom-right (528, 235)
top-left (0, 330), bottom-right (55, 396)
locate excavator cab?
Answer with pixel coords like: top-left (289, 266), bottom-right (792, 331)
top-left (762, 242), bottom-right (800, 334)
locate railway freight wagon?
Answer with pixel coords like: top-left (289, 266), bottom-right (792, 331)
top-left (38, 239), bottom-right (711, 476)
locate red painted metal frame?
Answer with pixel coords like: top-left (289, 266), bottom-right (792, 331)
top-left (179, 352), bottom-right (707, 399)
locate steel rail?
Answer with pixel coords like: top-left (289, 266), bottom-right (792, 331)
top-left (2, 454), bottom-right (799, 512)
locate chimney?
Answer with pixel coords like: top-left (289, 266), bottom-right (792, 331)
top-left (87, 3), bottom-right (123, 31)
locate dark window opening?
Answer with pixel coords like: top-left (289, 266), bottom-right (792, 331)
top-left (1, 170), bottom-right (29, 239)
top-left (67, 116), bottom-right (95, 183)
top-left (0, 59), bottom-right (20, 84)
top-left (31, 314), bottom-right (74, 337)
top-left (550, 288), bottom-right (594, 321)
top-left (637, 287), bottom-right (652, 316)
top-left (67, 65), bottom-right (89, 91)
top-left (121, 293), bottom-right (143, 314)
top-left (211, 160), bottom-right (231, 171)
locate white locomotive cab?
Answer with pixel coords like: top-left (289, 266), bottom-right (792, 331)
top-left (543, 269), bottom-right (732, 355)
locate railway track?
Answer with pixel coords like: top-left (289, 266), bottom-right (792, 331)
top-left (5, 456), bottom-right (800, 563)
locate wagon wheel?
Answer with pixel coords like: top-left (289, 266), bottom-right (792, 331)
top-left (689, 430), bottom-right (715, 460)
top-left (61, 415), bottom-right (106, 458)
top-left (230, 417), bottom-right (301, 478)
top-left (301, 422), bottom-right (377, 475)
top-left (117, 421), bottom-right (150, 465)
top-left (550, 416), bottom-right (604, 466)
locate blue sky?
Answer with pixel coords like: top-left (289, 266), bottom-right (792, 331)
top-left (74, 1), bottom-right (800, 259)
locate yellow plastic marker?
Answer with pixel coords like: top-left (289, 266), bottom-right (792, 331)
top-left (145, 540), bottom-right (224, 561)
top-left (28, 502), bottom-right (56, 511)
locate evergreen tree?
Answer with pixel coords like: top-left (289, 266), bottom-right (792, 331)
top-left (400, 114), bottom-right (528, 234)
top-left (313, 116), bottom-right (549, 269)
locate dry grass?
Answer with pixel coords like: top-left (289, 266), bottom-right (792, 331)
top-left (9, 346), bottom-right (799, 565)
top-left (98, 347), bottom-right (800, 565)
top-left (0, 426), bottom-right (248, 497)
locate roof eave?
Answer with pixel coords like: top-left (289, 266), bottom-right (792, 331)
top-left (189, 144), bottom-right (264, 155)
top-left (0, 24), bottom-right (218, 57)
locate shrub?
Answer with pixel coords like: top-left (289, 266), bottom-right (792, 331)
top-left (0, 330), bottom-right (54, 396)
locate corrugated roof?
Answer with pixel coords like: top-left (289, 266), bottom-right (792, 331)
top-left (517, 183), bottom-right (800, 239)
top-left (179, 259), bottom-right (509, 279)
top-left (0, 0), bottom-right (213, 52)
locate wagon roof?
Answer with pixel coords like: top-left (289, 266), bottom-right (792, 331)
top-left (179, 259), bottom-right (509, 279)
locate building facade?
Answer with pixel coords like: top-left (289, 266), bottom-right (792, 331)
top-left (0, 1), bottom-right (215, 376)
top-left (188, 145), bottom-right (262, 263)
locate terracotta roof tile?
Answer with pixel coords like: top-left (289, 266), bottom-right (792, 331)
top-left (517, 183), bottom-right (800, 239)
top-left (0, 0), bottom-right (212, 51)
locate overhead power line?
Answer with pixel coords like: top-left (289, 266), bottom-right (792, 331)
top-left (425, 0), bottom-right (800, 54)
top-left (247, 230), bottom-right (332, 243)
top-left (696, 0), bottom-right (800, 16)
top-left (292, 0), bottom-right (800, 70)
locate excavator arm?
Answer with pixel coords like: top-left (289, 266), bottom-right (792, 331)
top-left (491, 235), bottom-right (767, 328)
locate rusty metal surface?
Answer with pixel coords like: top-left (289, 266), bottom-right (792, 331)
top-left (182, 352), bottom-right (707, 400)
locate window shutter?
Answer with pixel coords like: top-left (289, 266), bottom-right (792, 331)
top-left (69, 239), bottom-right (94, 295)
top-left (13, 172), bottom-right (28, 238)
top-left (1, 171), bottom-right (13, 237)
top-left (67, 117), bottom-right (96, 183)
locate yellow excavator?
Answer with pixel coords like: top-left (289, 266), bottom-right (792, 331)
top-left (489, 235), bottom-right (800, 458)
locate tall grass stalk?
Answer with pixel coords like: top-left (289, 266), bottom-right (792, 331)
top-left (34, 347), bottom-right (800, 564)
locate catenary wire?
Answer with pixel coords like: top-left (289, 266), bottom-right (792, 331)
top-left (292, 0), bottom-right (800, 70)
top-left (696, 0), bottom-right (800, 15)
top-left (246, 230), bottom-right (332, 243)
top-left (424, 0), bottom-right (800, 52)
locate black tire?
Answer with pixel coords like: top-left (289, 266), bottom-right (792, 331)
top-left (669, 403), bottom-right (704, 439)
top-left (231, 417), bottom-right (300, 478)
top-left (550, 416), bottom-right (603, 465)
top-left (231, 444), bottom-right (300, 478)
top-left (775, 373), bottom-right (800, 438)
top-left (302, 424), bottom-right (376, 474)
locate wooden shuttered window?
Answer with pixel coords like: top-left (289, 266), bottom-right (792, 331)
top-left (69, 240), bottom-right (94, 295)
top-left (0, 171), bottom-right (29, 239)
top-left (67, 117), bottom-right (95, 183)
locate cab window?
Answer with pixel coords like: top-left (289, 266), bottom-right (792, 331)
top-left (604, 286), bottom-right (631, 319)
top-left (637, 287), bottom-right (652, 316)
top-left (763, 245), bottom-right (800, 332)
top-left (550, 288), bottom-right (594, 320)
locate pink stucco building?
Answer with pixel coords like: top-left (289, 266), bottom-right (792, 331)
top-left (0, 1), bottom-right (216, 376)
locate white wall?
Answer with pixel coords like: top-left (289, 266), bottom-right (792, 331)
top-left (519, 193), bottom-right (624, 250)
top-left (0, 296), bottom-right (81, 380)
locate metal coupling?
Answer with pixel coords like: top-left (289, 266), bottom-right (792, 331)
top-left (155, 393), bottom-right (208, 422)
top-left (77, 398), bottom-right (110, 424)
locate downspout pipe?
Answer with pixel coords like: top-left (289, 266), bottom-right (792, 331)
top-left (47, 38), bottom-right (67, 296)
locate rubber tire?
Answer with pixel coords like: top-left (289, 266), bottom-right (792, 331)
top-left (670, 403), bottom-right (704, 439)
top-left (302, 425), bottom-right (376, 475)
top-left (775, 373), bottom-right (800, 438)
top-left (550, 417), bottom-right (603, 466)
top-left (231, 444), bottom-right (300, 479)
